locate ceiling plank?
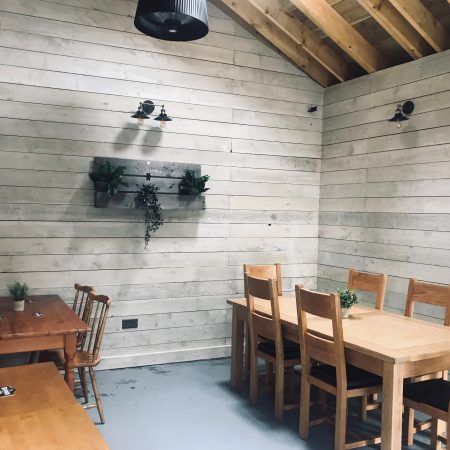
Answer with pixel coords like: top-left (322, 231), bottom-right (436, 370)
top-left (356, 0), bottom-right (432, 59)
top-left (248, 0), bottom-right (355, 81)
top-left (288, 0), bottom-right (389, 73)
top-left (388, 0), bottom-right (449, 52)
top-left (212, 0), bottom-right (338, 87)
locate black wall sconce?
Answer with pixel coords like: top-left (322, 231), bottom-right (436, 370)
top-left (134, 0), bottom-right (209, 42)
top-left (388, 100), bottom-right (414, 128)
top-left (131, 100), bottom-right (172, 128)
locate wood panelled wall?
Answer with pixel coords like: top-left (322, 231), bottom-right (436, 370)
top-left (0, 0), bottom-right (322, 368)
top-left (318, 50), bottom-right (450, 320)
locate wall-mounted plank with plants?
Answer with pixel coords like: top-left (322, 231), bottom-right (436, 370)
top-left (89, 157), bottom-right (209, 248)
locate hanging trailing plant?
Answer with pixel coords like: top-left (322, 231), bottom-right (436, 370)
top-left (135, 182), bottom-right (163, 249)
top-left (89, 160), bottom-right (129, 197)
top-left (179, 170), bottom-right (210, 196)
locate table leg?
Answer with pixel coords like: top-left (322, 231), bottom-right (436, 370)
top-left (381, 362), bottom-right (404, 450)
top-left (64, 333), bottom-right (77, 392)
top-left (230, 304), bottom-right (245, 389)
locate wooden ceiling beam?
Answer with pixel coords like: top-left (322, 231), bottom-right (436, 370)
top-left (213, 0), bottom-right (338, 87)
top-left (248, 0), bottom-right (355, 82)
top-left (388, 0), bottom-right (449, 52)
top-left (288, 0), bottom-right (389, 73)
top-left (356, 0), bottom-right (432, 59)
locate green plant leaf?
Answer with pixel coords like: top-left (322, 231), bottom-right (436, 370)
top-left (7, 281), bottom-right (29, 301)
top-left (337, 288), bottom-right (358, 309)
top-left (135, 182), bottom-right (164, 249)
top-left (179, 170), bottom-right (210, 196)
top-left (89, 161), bottom-right (128, 198)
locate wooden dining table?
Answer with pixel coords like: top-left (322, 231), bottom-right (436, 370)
top-left (0, 295), bottom-right (89, 392)
top-left (0, 362), bottom-right (109, 449)
top-left (228, 295), bottom-right (450, 450)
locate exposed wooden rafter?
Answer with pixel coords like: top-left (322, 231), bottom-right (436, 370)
top-left (247, 0), bottom-right (355, 82)
top-left (356, 0), bottom-right (432, 59)
top-left (288, 0), bottom-right (389, 73)
top-left (214, 0), bottom-right (449, 87)
top-left (212, 0), bottom-right (338, 87)
top-left (388, 0), bottom-right (450, 52)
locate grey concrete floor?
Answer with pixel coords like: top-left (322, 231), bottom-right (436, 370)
top-left (86, 358), bottom-right (432, 450)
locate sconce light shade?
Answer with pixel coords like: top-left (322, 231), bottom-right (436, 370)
top-left (134, 0), bottom-right (209, 41)
top-left (154, 105), bottom-right (172, 128)
top-left (131, 102), bottom-right (150, 127)
top-left (388, 100), bottom-right (414, 128)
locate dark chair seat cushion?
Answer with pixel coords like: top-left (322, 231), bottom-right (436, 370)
top-left (258, 339), bottom-right (300, 360)
top-left (404, 378), bottom-right (450, 412)
top-left (311, 364), bottom-right (382, 390)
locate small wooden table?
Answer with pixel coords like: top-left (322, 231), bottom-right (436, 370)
top-left (228, 296), bottom-right (450, 450)
top-left (0, 362), bottom-right (109, 449)
top-left (0, 295), bottom-right (89, 392)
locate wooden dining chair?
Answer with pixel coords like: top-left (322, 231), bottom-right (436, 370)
top-left (244, 263), bottom-right (282, 296)
top-left (403, 278), bottom-right (450, 446)
top-left (347, 269), bottom-right (387, 310)
top-left (28, 284), bottom-right (95, 365)
top-left (403, 378), bottom-right (450, 449)
top-left (348, 269), bottom-right (387, 419)
top-left (296, 286), bottom-right (383, 450)
top-left (73, 283), bottom-right (95, 347)
top-left (40, 293), bottom-right (112, 424)
top-left (243, 263), bottom-right (283, 381)
top-left (245, 273), bottom-right (300, 422)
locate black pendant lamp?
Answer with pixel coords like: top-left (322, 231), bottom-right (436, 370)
top-left (134, 0), bottom-right (209, 42)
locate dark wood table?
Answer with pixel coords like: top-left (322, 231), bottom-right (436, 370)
top-left (0, 295), bottom-right (89, 392)
top-left (0, 362), bottom-right (109, 449)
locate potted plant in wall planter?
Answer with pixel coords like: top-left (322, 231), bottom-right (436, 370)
top-left (178, 170), bottom-right (209, 209)
top-left (89, 160), bottom-right (129, 207)
top-left (178, 170), bottom-right (210, 196)
top-left (8, 282), bottom-right (29, 312)
top-left (338, 288), bottom-right (358, 319)
top-left (135, 182), bottom-right (164, 250)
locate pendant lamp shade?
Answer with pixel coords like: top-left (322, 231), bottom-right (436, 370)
top-left (134, 0), bottom-right (209, 42)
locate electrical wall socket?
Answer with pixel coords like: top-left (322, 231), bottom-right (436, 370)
top-left (122, 318), bottom-right (138, 329)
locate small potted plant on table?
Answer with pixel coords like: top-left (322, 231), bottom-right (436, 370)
top-left (8, 282), bottom-right (29, 312)
top-left (337, 288), bottom-right (358, 319)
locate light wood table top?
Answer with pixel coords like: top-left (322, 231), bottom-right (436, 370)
top-left (0, 362), bottom-right (109, 449)
top-left (0, 295), bottom-right (89, 339)
top-left (228, 296), bottom-right (450, 364)
top-left (229, 294), bottom-right (450, 450)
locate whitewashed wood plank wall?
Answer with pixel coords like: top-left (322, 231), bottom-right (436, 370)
top-left (318, 50), bottom-right (450, 321)
top-left (0, 0), bottom-right (322, 368)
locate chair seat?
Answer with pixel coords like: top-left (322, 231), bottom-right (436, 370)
top-left (39, 349), bottom-right (99, 368)
top-left (311, 364), bottom-right (382, 390)
top-left (404, 378), bottom-right (450, 412)
top-left (258, 339), bottom-right (300, 360)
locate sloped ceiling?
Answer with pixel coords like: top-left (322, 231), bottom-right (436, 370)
top-left (212, 0), bottom-right (450, 87)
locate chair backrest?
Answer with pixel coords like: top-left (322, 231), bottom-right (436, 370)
top-left (80, 293), bottom-right (112, 362)
top-left (243, 263), bottom-right (282, 296)
top-left (245, 273), bottom-right (284, 359)
top-left (73, 283), bottom-right (95, 321)
top-left (404, 278), bottom-right (450, 326)
top-left (73, 284), bottom-right (95, 347)
top-left (348, 269), bottom-right (387, 310)
top-left (295, 286), bottom-right (347, 390)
